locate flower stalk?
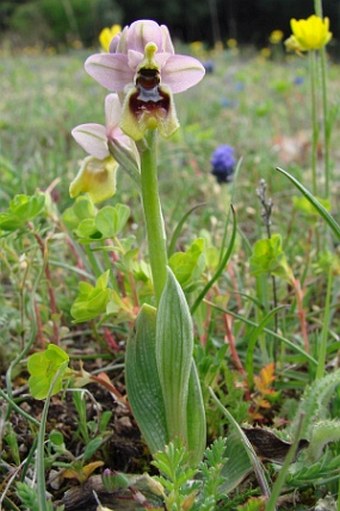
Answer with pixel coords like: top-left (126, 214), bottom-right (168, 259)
top-left (314, 0), bottom-right (331, 199)
top-left (309, 50), bottom-right (319, 196)
top-left (140, 131), bottom-right (168, 304)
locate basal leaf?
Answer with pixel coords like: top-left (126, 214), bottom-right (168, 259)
top-left (186, 362), bottom-right (206, 465)
top-left (156, 267), bottom-right (193, 443)
top-left (126, 304), bottom-right (168, 453)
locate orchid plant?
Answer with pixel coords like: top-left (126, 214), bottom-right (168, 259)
top-left (70, 20), bottom-right (207, 465)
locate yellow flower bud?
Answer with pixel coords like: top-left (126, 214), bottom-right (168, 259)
top-left (69, 156), bottom-right (118, 203)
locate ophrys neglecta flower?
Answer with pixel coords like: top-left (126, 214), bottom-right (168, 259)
top-left (70, 93), bottom-right (140, 202)
top-left (85, 20), bottom-right (205, 140)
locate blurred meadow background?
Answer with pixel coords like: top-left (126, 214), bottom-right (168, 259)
top-left (0, 1), bottom-right (340, 510)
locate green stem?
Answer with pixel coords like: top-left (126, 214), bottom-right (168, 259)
top-left (309, 50), bottom-right (319, 196)
top-left (84, 245), bottom-right (103, 278)
top-left (0, 389), bottom-right (40, 427)
top-left (316, 266), bottom-right (333, 379)
top-left (319, 46), bottom-right (331, 199)
top-left (314, 0), bottom-right (323, 17)
top-left (140, 130), bottom-right (168, 304)
top-left (265, 414), bottom-right (304, 511)
top-left (37, 369), bottom-right (64, 511)
top-left (314, 0), bottom-right (331, 198)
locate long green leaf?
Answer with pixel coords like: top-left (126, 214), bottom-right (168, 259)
top-left (191, 204), bottom-right (237, 314)
top-left (276, 167), bottom-right (340, 239)
top-left (209, 387), bottom-right (271, 499)
top-left (186, 362), bottom-right (206, 465)
top-left (156, 267), bottom-right (193, 442)
top-left (206, 300), bottom-right (317, 365)
top-left (168, 203), bottom-right (205, 257)
top-left (125, 304), bottom-right (168, 453)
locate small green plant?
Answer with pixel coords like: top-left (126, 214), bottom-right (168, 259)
top-left (27, 343), bottom-right (70, 399)
top-left (152, 437), bottom-right (229, 511)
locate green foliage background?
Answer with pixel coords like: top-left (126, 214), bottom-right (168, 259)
top-left (1, 0), bottom-right (339, 47)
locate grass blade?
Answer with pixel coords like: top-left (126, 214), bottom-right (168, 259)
top-left (276, 167), bottom-right (340, 239)
top-left (205, 301), bottom-right (318, 366)
top-left (209, 387), bottom-right (271, 500)
top-left (168, 203), bottom-right (206, 257)
top-left (191, 204), bottom-right (237, 315)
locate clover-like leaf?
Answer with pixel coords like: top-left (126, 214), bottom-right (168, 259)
top-left (71, 270), bottom-right (112, 323)
top-left (95, 203), bottom-right (130, 238)
top-left (169, 238), bottom-right (206, 289)
top-left (27, 344), bottom-right (70, 400)
top-left (74, 218), bottom-right (102, 240)
top-left (0, 193), bottom-right (46, 231)
top-left (63, 196), bottom-right (97, 230)
top-left (250, 234), bottom-right (292, 280)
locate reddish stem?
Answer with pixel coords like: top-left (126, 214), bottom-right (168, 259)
top-left (32, 229), bottom-right (59, 344)
top-left (223, 313), bottom-right (246, 375)
top-left (292, 278), bottom-right (310, 353)
top-left (34, 300), bottom-right (48, 348)
top-left (200, 298), bottom-right (212, 346)
top-left (228, 261), bottom-right (243, 310)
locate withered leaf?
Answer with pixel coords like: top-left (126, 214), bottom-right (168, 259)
top-left (241, 427), bottom-right (309, 464)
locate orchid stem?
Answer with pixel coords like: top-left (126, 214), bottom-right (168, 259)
top-left (140, 130), bottom-right (168, 304)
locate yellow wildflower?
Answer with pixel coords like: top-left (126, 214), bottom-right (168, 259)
top-left (260, 47), bottom-right (271, 59)
top-left (226, 38), bottom-right (237, 49)
top-left (284, 35), bottom-right (304, 54)
top-left (269, 30), bottom-right (284, 44)
top-left (290, 15), bottom-right (332, 51)
top-left (99, 24), bottom-right (121, 52)
top-left (190, 41), bottom-right (205, 57)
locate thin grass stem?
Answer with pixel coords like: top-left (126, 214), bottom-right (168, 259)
top-left (309, 50), bottom-right (319, 196)
top-left (316, 266), bottom-right (333, 379)
top-left (265, 414), bottom-right (305, 511)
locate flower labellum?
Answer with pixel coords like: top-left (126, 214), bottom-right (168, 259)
top-left (120, 42), bottom-right (179, 140)
top-left (210, 145), bottom-right (236, 184)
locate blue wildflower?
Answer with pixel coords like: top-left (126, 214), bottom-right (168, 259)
top-left (203, 60), bottom-right (214, 74)
top-left (221, 97), bottom-right (237, 108)
top-left (293, 76), bottom-right (304, 85)
top-left (210, 145), bottom-right (236, 183)
top-left (235, 81), bottom-right (245, 92)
